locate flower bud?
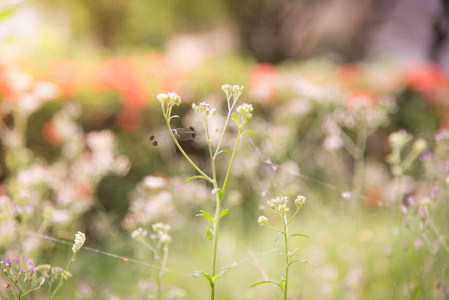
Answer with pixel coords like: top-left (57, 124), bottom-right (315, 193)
top-left (295, 195), bottom-right (306, 208)
top-left (72, 231), bottom-right (86, 253)
top-left (258, 216), bottom-right (269, 227)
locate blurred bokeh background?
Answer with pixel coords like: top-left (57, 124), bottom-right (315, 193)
top-left (1, 0), bottom-right (449, 299)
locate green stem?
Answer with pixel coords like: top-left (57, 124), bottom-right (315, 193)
top-left (157, 245), bottom-right (169, 300)
top-left (211, 195), bottom-right (221, 300)
top-left (283, 214), bottom-right (289, 300)
top-left (164, 118), bottom-right (213, 184)
top-left (50, 252), bottom-right (76, 300)
top-left (213, 101), bottom-right (237, 158)
top-left (221, 127), bottom-right (242, 193)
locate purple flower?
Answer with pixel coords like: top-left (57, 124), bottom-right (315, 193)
top-left (6, 259), bottom-right (11, 265)
top-left (445, 160), bottom-right (449, 170)
top-left (432, 185), bottom-right (438, 196)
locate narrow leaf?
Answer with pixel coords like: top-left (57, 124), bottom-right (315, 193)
top-left (216, 150), bottom-right (230, 156)
top-left (212, 275), bottom-right (221, 283)
top-left (288, 259), bottom-right (313, 267)
top-left (289, 233), bottom-right (310, 239)
top-left (240, 130), bottom-right (257, 139)
top-left (186, 175), bottom-right (207, 182)
top-left (290, 247), bottom-right (301, 257)
top-left (274, 232), bottom-right (282, 242)
top-left (250, 280), bottom-right (283, 289)
top-left (206, 229), bottom-right (214, 241)
top-left (232, 113), bottom-right (240, 126)
top-left (196, 210), bottom-right (213, 225)
top-left (219, 209), bottom-right (229, 219)
top-left (192, 272), bottom-right (213, 288)
top-left (169, 115), bottom-right (179, 120)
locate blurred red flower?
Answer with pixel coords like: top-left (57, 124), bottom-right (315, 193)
top-left (46, 59), bottom-right (84, 97)
top-left (94, 56), bottom-right (148, 111)
top-left (346, 90), bottom-right (378, 112)
top-left (404, 63), bottom-right (449, 104)
top-left (249, 63), bottom-right (277, 102)
top-left (116, 108), bottom-right (142, 131)
top-left (43, 120), bottom-right (61, 144)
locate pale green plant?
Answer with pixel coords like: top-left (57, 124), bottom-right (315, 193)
top-left (155, 85), bottom-right (254, 299)
top-left (131, 224), bottom-right (172, 300)
top-left (50, 231), bottom-right (85, 300)
top-left (252, 195), bottom-right (310, 300)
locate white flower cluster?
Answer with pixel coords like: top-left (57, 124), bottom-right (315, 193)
top-left (72, 231), bottom-right (86, 253)
top-left (192, 101), bottom-right (216, 122)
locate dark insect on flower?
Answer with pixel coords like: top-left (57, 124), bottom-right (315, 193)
top-left (149, 127), bottom-right (196, 147)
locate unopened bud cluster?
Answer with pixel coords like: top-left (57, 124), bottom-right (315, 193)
top-left (72, 231), bottom-right (86, 254)
top-left (131, 227), bottom-right (148, 240)
top-left (295, 195), bottom-right (306, 208)
top-left (222, 84), bottom-right (244, 100)
top-left (237, 103), bottom-right (254, 123)
top-left (389, 130), bottom-right (412, 152)
top-left (268, 196), bottom-right (290, 214)
top-left (151, 223), bottom-right (172, 244)
top-left (258, 216), bottom-right (269, 227)
top-left (157, 92), bottom-right (182, 106)
top-left (192, 101), bottom-right (216, 122)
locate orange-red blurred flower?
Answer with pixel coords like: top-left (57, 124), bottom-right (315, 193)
top-left (249, 63), bottom-right (277, 102)
top-left (94, 56), bottom-right (148, 111)
top-left (116, 108), bottom-right (142, 131)
top-left (336, 63), bottom-right (365, 88)
top-left (0, 63), bottom-right (14, 99)
top-left (404, 63), bottom-right (449, 105)
top-left (346, 90), bottom-right (378, 112)
top-left (146, 51), bottom-right (185, 95)
top-left (46, 59), bottom-right (84, 97)
top-left (43, 120), bottom-right (61, 144)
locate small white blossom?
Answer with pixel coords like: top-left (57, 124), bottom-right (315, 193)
top-left (72, 231), bottom-right (86, 253)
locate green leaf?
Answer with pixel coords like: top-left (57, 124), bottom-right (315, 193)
top-left (219, 209), bottom-right (229, 219)
top-left (192, 272), bottom-right (213, 288)
top-left (288, 259), bottom-right (313, 267)
top-left (196, 210), bottom-right (213, 225)
top-left (186, 175), bottom-right (207, 182)
top-left (289, 233), bottom-right (310, 240)
top-left (280, 279), bottom-right (286, 288)
top-left (215, 263), bottom-right (236, 279)
top-left (206, 229), bottom-right (214, 241)
top-left (290, 247), bottom-right (301, 257)
top-left (232, 113), bottom-right (239, 126)
top-left (216, 150), bottom-right (230, 157)
top-left (211, 188), bottom-right (223, 199)
top-left (240, 130), bottom-right (257, 139)
top-left (274, 232), bottom-right (282, 242)
top-left (250, 280), bottom-right (283, 289)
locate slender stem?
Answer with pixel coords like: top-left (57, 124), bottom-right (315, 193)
top-left (157, 245), bottom-right (169, 300)
top-left (221, 127), bottom-right (242, 193)
top-left (211, 195), bottom-right (221, 300)
top-left (283, 214), bottom-right (289, 300)
top-left (51, 252), bottom-right (76, 300)
top-left (164, 118), bottom-right (213, 183)
top-left (213, 102), bottom-right (237, 158)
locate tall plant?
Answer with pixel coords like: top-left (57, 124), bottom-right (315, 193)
top-left (155, 85), bottom-right (254, 299)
